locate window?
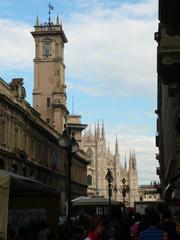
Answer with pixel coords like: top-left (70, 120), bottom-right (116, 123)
top-left (47, 98), bottom-right (51, 107)
top-left (86, 148), bottom-right (93, 165)
top-left (87, 175), bottom-right (92, 185)
top-left (43, 42), bottom-right (51, 57)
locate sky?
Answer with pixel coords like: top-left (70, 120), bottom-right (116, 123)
top-left (0, 0), bottom-right (159, 185)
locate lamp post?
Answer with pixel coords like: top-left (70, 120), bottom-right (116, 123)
top-left (105, 169), bottom-right (113, 204)
top-left (121, 177), bottom-right (129, 207)
top-left (59, 128), bottom-right (79, 229)
top-left (114, 179), bottom-right (130, 206)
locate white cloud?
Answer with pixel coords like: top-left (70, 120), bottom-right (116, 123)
top-left (0, 0), bottom-right (158, 97)
top-left (64, 0), bottom-right (158, 97)
top-left (104, 124), bottom-right (159, 185)
top-left (0, 19), bottom-right (33, 71)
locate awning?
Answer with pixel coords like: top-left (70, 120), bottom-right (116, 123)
top-left (72, 196), bottom-right (121, 206)
top-left (0, 169), bottom-right (61, 240)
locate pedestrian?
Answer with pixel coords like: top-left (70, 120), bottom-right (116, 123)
top-left (104, 205), bottom-right (130, 240)
top-left (138, 207), bottom-right (164, 240)
top-left (37, 220), bottom-right (50, 240)
top-left (161, 208), bottom-right (178, 240)
top-left (130, 213), bottom-right (142, 240)
top-left (84, 216), bottom-right (105, 240)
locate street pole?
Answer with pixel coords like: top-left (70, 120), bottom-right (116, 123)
top-left (108, 180), bottom-right (111, 204)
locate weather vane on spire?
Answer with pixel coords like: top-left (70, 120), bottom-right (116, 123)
top-left (48, 3), bottom-right (54, 25)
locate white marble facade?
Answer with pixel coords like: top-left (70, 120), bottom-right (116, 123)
top-left (82, 122), bottom-right (139, 207)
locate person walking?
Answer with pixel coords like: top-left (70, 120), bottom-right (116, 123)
top-left (84, 216), bottom-right (105, 240)
top-left (138, 207), bottom-right (164, 240)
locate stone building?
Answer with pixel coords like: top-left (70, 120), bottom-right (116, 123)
top-left (139, 184), bottom-right (161, 202)
top-left (82, 122), bottom-right (139, 207)
top-left (0, 13), bottom-right (88, 234)
top-left (155, 0), bottom-right (180, 202)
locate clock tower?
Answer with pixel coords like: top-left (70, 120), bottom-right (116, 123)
top-left (31, 15), bottom-right (68, 133)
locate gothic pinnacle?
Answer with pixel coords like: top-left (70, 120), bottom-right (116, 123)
top-left (36, 15), bottom-right (39, 26)
top-left (56, 14), bottom-right (60, 25)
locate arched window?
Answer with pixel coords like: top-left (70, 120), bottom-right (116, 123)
top-left (86, 148), bottom-right (93, 165)
top-left (87, 175), bottom-right (92, 185)
top-left (0, 158), bottom-right (5, 170)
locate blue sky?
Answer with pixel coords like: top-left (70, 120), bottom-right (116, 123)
top-left (0, 0), bottom-right (159, 184)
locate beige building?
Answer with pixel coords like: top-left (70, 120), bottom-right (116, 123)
top-left (82, 123), bottom-right (139, 207)
top-left (32, 16), bottom-right (68, 133)
top-left (139, 184), bottom-right (161, 202)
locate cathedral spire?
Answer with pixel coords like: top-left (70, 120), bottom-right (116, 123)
top-left (129, 149), bottom-right (132, 170)
top-left (96, 120), bottom-right (100, 141)
top-left (132, 149), bottom-right (137, 169)
top-left (101, 120), bottom-right (105, 141)
top-left (115, 136), bottom-right (120, 158)
top-left (124, 154), bottom-right (127, 170)
top-left (94, 123), bottom-right (97, 140)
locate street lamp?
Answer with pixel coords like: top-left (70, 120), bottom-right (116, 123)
top-left (59, 128), bottom-right (79, 228)
top-left (121, 178), bottom-right (130, 207)
top-left (114, 181), bottom-right (130, 205)
top-left (105, 168), bottom-right (113, 204)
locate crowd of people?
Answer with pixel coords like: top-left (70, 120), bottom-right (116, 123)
top-left (7, 205), bottom-right (180, 240)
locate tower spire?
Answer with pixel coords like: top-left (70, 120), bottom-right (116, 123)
top-left (56, 14), bottom-right (60, 25)
top-left (36, 16), bottom-right (39, 26)
top-left (132, 149), bottom-right (137, 169)
top-left (97, 120), bottom-right (100, 141)
top-left (101, 120), bottom-right (105, 142)
top-left (129, 149), bottom-right (132, 170)
top-left (124, 154), bottom-right (127, 170)
top-left (94, 123), bottom-right (97, 140)
top-left (115, 135), bottom-right (119, 158)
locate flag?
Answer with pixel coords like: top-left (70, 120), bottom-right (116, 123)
top-left (49, 3), bottom-right (54, 10)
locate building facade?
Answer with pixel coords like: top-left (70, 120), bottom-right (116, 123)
top-left (139, 184), bottom-right (161, 202)
top-left (155, 0), bottom-right (180, 201)
top-left (82, 122), bottom-right (139, 207)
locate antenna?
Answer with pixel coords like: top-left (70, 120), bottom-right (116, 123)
top-left (48, 3), bottom-right (54, 25)
top-left (72, 95), bottom-right (74, 114)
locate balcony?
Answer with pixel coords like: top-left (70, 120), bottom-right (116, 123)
top-left (156, 167), bottom-right (160, 176)
top-left (156, 154), bottom-right (160, 160)
top-left (156, 133), bottom-right (160, 147)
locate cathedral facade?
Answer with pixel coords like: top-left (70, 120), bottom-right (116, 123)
top-left (82, 122), bottom-right (139, 207)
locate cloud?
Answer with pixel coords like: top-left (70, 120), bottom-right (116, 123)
top-left (103, 123), bottom-right (158, 184)
top-left (0, 19), bottom-right (33, 70)
top-left (0, 0), bottom-right (158, 98)
top-left (64, 0), bottom-right (157, 97)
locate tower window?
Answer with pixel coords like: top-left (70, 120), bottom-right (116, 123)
top-left (47, 97), bottom-right (51, 107)
top-left (43, 42), bottom-right (51, 57)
